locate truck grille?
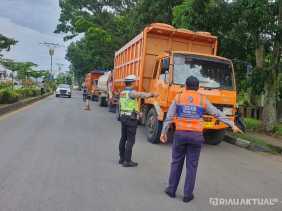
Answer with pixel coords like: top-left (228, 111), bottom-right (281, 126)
top-left (204, 104), bottom-right (233, 116)
top-left (60, 90), bottom-right (67, 94)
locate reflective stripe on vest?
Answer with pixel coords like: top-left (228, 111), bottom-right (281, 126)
top-left (119, 90), bottom-right (138, 115)
top-left (173, 91), bottom-right (207, 132)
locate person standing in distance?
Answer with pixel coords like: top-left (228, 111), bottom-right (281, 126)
top-left (160, 76), bottom-right (242, 202)
top-left (119, 75), bottom-right (158, 167)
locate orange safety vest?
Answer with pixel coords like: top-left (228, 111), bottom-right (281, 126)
top-left (173, 91), bottom-right (207, 132)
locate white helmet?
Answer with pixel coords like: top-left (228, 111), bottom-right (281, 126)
top-left (124, 74), bottom-right (138, 82)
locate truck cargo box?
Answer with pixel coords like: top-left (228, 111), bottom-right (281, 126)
top-left (113, 23), bottom-right (218, 93)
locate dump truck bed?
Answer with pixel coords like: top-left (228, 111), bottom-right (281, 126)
top-left (113, 23), bottom-right (218, 93)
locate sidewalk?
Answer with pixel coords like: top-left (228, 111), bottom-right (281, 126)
top-left (225, 131), bottom-right (282, 155)
top-left (249, 132), bottom-right (282, 148)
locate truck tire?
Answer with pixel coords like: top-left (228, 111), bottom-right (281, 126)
top-left (145, 108), bottom-right (162, 144)
top-left (203, 130), bottom-right (225, 145)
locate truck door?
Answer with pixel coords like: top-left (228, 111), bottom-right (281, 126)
top-left (158, 57), bottom-right (170, 106)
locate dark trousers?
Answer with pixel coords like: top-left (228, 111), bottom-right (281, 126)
top-left (119, 116), bottom-right (138, 162)
top-left (83, 94), bottom-right (87, 102)
top-left (167, 131), bottom-right (203, 197)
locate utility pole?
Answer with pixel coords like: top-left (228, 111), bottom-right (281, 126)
top-left (39, 42), bottom-right (64, 77)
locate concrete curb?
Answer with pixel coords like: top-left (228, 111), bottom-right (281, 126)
top-left (0, 93), bottom-right (51, 116)
top-left (224, 134), bottom-right (273, 153)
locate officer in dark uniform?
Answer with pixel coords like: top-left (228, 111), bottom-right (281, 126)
top-left (160, 76), bottom-right (242, 202)
top-left (119, 75), bottom-right (158, 167)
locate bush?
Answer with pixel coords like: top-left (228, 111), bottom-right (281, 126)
top-left (0, 87), bottom-right (41, 104)
top-left (0, 81), bottom-right (13, 89)
top-left (0, 89), bottom-right (20, 104)
top-left (15, 87), bottom-right (41, 98)
top-left (274, 124), bottom-right (282, 137)
top-left (244, 118), bottom-right (262, 131)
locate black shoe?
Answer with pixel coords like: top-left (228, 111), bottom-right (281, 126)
top-left (183, 194), bottom-right (194, 203)
top-left (122, 161), bottom-right (138, 167)
top-left (118, 159), bottom-right (124, 164)
top-left (165, 188), bottom-right (176, 198)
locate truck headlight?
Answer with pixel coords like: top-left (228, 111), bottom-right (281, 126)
top-left (223, 107), bottom-right (233, 116)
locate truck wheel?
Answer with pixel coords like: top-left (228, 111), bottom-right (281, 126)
top-left (145, 108), bottom-right (162, 144)
top-left (203, 130), bottom-right (225, 145)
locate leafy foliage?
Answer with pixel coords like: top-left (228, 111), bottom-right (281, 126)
top-left (56, 72), bottom-right (73, 85)
top-left (244, 118), bottom-right (262, 131)
top-left (0, 87), bottom-right (41, 104)
top-left (0, 34), bottom-right (17, 56)
top-left (56, 0), bottom-right (281, 131)
top-left (56, 0), bottom-right (184, 82)
top-left (172, 0), bottom-right (282, 131)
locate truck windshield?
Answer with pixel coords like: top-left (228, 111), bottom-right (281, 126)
top-left (173, 54), bottom-right (234, 90)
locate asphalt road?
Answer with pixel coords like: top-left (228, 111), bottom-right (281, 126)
top-left (0, 91), bottom-right (282, 211)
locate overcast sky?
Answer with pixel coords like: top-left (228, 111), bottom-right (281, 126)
top-left (0, 0), bottom-right (70, 74)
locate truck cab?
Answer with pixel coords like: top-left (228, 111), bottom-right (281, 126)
top-left (145, 51), bottom-right (236, 144)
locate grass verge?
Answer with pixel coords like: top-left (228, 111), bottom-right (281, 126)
top-left (233, 133), bottom-right (282, 155)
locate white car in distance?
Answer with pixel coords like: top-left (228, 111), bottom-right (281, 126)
top-left (56, 84), bottom-right (72, 98)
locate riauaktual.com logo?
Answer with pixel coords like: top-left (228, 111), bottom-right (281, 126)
top-left (209, 197), bottom-right (280, 206)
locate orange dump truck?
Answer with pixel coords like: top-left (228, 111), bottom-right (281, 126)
top-left (85, 70), bottom-right (105, 101)
top-left (112, 23), bottom-right (236, 145)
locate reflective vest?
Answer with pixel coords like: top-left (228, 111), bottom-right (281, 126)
top-left (173, 91), bottom-right (207, 132)
top-left (119, 89), bottom-right (138, 116)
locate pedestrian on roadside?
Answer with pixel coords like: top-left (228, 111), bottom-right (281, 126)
top-left (83, 86), bottom-right (88, 102)
top-left (160, 76), bottom-right (242, 203)
top-left (119, 74), bottom-right (158, 167)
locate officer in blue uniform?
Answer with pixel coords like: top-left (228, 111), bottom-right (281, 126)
top-left (160, 76), bottom-right (242, 203)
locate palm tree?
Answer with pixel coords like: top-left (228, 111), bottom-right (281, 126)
top-left (0, 59), bottom-right (19, 89)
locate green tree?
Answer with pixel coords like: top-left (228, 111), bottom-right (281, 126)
top-left (30, 70), bottom-right (45, 85)
top-left (56, 72), bottom-right (73, 85)
top-left (0, 35), bottom-right (18, 88)
top-left (0, 34), bottom-right (17, 56)
top-left (56, 0), bottom-right (184, 87)
top-left (16, 62), bottom-right (38, 86)
top-left (173, 0), bottom-right (281, 132)
top-left (0, 59), bottom-right (19, 89)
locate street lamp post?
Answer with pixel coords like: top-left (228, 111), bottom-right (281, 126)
top-left (39, 42), bottom-right (64, 79)
top-left (49, 48), bottom-right (55, 74)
